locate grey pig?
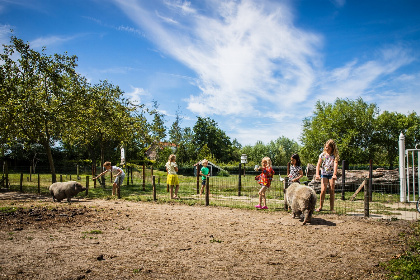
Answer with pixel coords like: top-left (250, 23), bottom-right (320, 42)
top-left (286, 182), bottom-right (317, 225)
top-left (49, 181), bottom-right (86, 203)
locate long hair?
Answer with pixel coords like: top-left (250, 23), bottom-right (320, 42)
top-left (291, 153), bottom-right (301, 167)
top-left (167, 154), bottom-right (176, 163)
top-left (262, 156), bottom-right (272, 167)
top-left (324, 139), bottom-right (340, 161)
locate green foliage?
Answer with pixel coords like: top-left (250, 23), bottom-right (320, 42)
top-left (240, 137), bottom-right (301, 166)
top-left (300, 98), bottom-right (379, 164)
top-left (193, 117), bottom-right (237, 163)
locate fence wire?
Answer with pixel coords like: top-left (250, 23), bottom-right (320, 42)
top-left (1, 169), bottom-right (419, 220)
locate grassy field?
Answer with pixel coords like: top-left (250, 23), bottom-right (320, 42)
top-left (1, 169), bottom-right (417, 217)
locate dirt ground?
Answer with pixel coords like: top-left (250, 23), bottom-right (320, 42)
top-left (0, 192), bottom-right (415, 280)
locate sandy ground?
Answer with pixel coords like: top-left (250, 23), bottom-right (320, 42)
top-left (0, 192), bottom-right (415, 280)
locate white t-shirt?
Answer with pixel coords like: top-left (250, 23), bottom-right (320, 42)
top-left (165, 161), bottom-right (178, 175)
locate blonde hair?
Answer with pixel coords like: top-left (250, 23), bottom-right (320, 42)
top-left (103, 161), bottom-right (111, 167)
top-left (168, 154), bottom-right (176, 163)
top-left (201, 159), bottom-right (208, 164)
top-left (262, 156), bottom-right (272, 167)
top-left (324, 139), bottom-right (340, 161)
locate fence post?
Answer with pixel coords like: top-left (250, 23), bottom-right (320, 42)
top-left (30, 166), bottom-right (32, 182)
top-left (238, 163), bottom-right (242, 196)
top-left (126, 166), bottom-right (130, 186)
top-left (117, 177), bottom-right (121, 199)
top-left (284, 177), bottom-right (289, 210)
top-left (20, 172), bottom-right (23, 192)
top-left (341, 160), bottom-right (346, 200)
top-left (399, 132), bottom-right (406, 202)
top-left (38, 174), bottom-right (40, 194)
top-left (196, 165), bottom-right (200, 194)
top-left (205, 176), bottom-right (210, 206)
top-left (4, 161), bottom-right (8, 189)
top-left (85, 176), bottom-right (89, 196)
top-left (364, 178), bottom-right (369, 217)
top-left (131, 166), bottom-right (133, 185)
top-left (369, 159), bottom-right (373, 202)
top-left (142, 164), bottom-right (146, 191)
top-left (60, 174), bottom-right (63, 182)
top-left (153, 175), bottom-right (156, 201)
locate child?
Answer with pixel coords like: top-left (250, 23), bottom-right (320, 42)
top-left (93, 161), bottom-right (125, 196)
top-left (288, 153), bottom-right (303, 183)
top-left (165, 154), bottom-right (180, 199)
top-left (254, 156), bottom-right (275, 209)
top-left (199, 159), bottom-right (210, 196)
top-left (315, 139), bottom-right (339, 212)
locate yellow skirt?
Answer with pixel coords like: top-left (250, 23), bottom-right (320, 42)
top-left (167, 174), bottom-right (179, 185)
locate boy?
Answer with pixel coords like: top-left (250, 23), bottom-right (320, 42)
top-left (199, 159), bottom-right (210, 196)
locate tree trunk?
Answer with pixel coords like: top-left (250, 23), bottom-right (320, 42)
top-left (43, 141), bottom-right (56, 183)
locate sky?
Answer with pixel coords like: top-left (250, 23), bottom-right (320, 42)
top-left (1, 0), bottom-right (419, 146)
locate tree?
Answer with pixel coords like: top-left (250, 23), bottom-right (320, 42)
top-left (62, 80), bottom-right (149, 172)
top-left (374, 111), bottom-right (420, 168)
top-left (300, 98), bottom-right (379, 165)
top-left (192, 117), bottom-right (235, 163)
top-left (168, 106), bottom-right (183, 151)
top-left (0, 36), bottom-right (82, 182)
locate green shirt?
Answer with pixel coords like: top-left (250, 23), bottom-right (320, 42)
top-left (201, 166), bottom-right (209, 180)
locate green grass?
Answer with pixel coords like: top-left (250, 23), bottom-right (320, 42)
top-left (1, 170), bottom-right (415, 216)
top-left (381, 221), bottom-right (420, 279)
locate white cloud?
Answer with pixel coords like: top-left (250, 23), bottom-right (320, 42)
top-left (30, 35), bottom-right (79, 49)
top-left (112, 0), bottom-right (322, 116)
top-left (125, 86), bottom-right (149, 104)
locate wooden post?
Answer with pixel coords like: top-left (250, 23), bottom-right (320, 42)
top-left (142, 164), bottom-right (146, 191)
top-left (130, 166), bottom-right (133, 185)
top-left (364, 178), bottom-right (369, 217)
top-left (238, 163), bottom-right (242, 196)
top-left (77, 164), bottom-right (80, 180)
top-left (20, 173), bottom-right (23, 192)
top-left (4, 161), bottom-right (8, 189)
top-left (196, 164), bottom-right (200, 194)
top-left (69, 174), bottom-right (72, 180)
top-left (284, 177), bottom-right (289, 210)
top-left (38, 174), bottom-right (40, 194)
top-left (153, 175), bottom-right (156, 201)
top-left (60, 174), bottom-right (63, 182)
top-left (369, 159), bottom-right (373, 202)
top-left (341, 160), bottom-right (346, 200)
top-left (126, 166), bottom-right (130, 186)
top-left (117, 177), bottom-right (121, 199)
top-left (205, 176), bottom-right (210, 206)
top-left (30, 166), bottom-right (32, 182)
top-left (85, 176), bottom-right (89, 196)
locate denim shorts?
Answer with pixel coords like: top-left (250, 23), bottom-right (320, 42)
top-left (114, 174), bottom-right (125, 185)
top-left (321, 174), bottom-right (333, 179)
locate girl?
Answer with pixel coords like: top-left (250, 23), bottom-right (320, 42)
top-left (165, 154), bottom-right (180, 199)
top-left (93, 161), bottom-right (125, 196)
top-left (254, 157), bottom-right (275, 209)
top-left (315, 139), bottom-right (340, 212)
top-left (288, 153), bottom-right (303, 183)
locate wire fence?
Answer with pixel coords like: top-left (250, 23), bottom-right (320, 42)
top-left (1, 167), bottom-right (419, 220)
